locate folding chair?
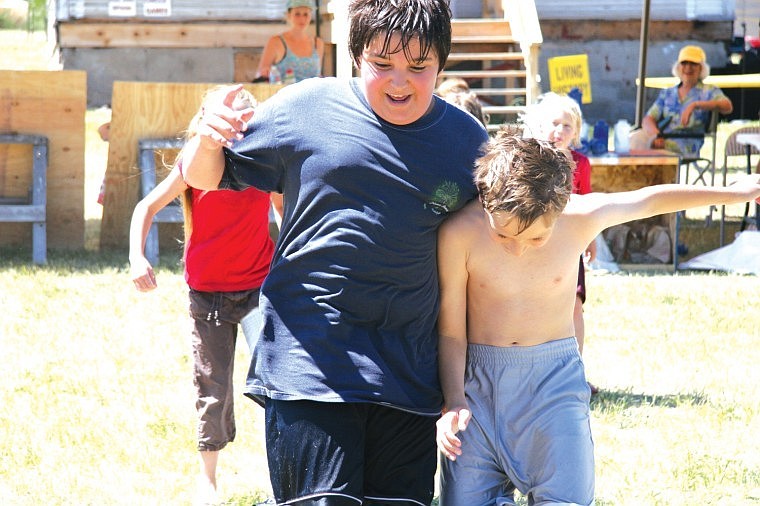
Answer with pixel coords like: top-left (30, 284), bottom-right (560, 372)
top-left (719, 125), bottom-right (760, 246)
top-left (660, 110), bottom-right (719, 186)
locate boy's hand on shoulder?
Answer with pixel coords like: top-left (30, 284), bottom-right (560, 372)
top-left (436, 406), bottom-right (471, 461)
top-left (197, 84), bottom-right (255, 150)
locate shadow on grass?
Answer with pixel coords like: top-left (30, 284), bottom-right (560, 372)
top-left (591, 388), bottom-right (708, 411)
top-left (0, 246), bottom-right (183, 274)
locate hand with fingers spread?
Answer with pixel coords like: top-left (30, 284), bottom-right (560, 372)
top-left (436, 405), bottom-right (471, 461)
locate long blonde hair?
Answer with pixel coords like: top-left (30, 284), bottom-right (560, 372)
top-left (176, 87), bottom-right (258, 247)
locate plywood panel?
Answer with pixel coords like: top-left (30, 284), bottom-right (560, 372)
top-left (58, 22), bottom-right (287, 48)
top-left (101, 81), bottom-right (282, 249)
top-left (0, 70), bottom-right (87, 249)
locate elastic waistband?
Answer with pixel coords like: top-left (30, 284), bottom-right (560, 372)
top-left (468, 337), bottom-right (579, 366)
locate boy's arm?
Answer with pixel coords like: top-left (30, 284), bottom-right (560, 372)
top-left (182, 85), bottom-right (254, 190)
top-left (129, 166), bottom-right (187, 291)
top-left (436, 218), bottom-right (471, 461)
top-left (588, 174), bottom-right (760, 235)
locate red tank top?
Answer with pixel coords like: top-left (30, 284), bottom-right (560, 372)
top-left (184, 186), bottom-right (274, 292)
top-left (571, 150), bottom-right (592, 195)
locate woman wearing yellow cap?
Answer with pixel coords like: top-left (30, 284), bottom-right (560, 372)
top-left (642, 45), bottom-right (733, 157)
top-left (256, 0), bottom-right (324, 84)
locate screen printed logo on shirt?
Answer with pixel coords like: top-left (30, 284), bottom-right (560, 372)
top-left (425, 181), bottom-right (460, 215)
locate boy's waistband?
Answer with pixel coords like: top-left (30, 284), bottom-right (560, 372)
top-left (467, 337), bottom-right (579, 366)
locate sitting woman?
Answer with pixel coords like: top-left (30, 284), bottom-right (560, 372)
top-left (642, 45), bottom-right (733, 159)
top-left (256, 0), bottom-right (324, 83)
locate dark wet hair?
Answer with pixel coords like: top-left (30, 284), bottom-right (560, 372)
top-left (348, 0), bottom-right (452, 71)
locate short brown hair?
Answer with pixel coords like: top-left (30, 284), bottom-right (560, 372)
top-left (475, 126), bottom-right (574, 233)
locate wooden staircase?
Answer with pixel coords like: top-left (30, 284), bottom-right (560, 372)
top-left (441, 18), bottom-right (538, 131)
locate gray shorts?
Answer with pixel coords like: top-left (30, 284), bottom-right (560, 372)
top-left (439, 337), bottom-right (595, 506)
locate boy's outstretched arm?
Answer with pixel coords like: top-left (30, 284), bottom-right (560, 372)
top-left (590, 173), bottom-right (760, 234)
top-left (436, 219), bottom-right (472, 461)
top-left (182, 84), bottom-right (255, 190)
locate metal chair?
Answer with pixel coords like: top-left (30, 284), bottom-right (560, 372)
top-left (660, 110), bottom-right (719, 186)
top-left (719, 125), bottom-right (760, 246)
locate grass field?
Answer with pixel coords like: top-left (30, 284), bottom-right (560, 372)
top-left (1, 254), bottom-right (759, 505)
top-left (2, 27), bottom-right (760, 506)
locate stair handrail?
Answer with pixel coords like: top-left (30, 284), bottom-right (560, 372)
top-left (501, 0), bottom-right (543, 106)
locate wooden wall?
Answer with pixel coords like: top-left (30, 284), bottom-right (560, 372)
top-left (0, 70), bottom-right (87, 250)
top-left (100, 81), bottom-right (282, 249)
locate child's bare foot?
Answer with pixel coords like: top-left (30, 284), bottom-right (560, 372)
top-left (193, 475), bottom-right (218, 506)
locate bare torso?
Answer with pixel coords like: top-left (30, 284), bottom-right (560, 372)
top-left (454, 200), bottom-right (595, 347)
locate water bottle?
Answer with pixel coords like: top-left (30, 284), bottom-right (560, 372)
top-left (591, 120), bottom-right (609, 155)
top-left (568, 87), bottom-right (583, 107)
top-left (269, 66), bottom-right (282, 85)
top-left (283, 68), bottom-right (296, 86)
top-left (614, 119), bottom-right (631, 154)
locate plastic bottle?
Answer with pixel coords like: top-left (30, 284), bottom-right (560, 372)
top-left (269, 66), bottom-right (282, 85)
top-left (614, 119), bottom-right (631, 154)
top-left (591, 120), bottom-right (609, 155)
top-left (283, 68), bottom-right (296, 86)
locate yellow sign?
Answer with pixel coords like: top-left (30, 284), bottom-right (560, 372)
top-left (547, 54), bottom-right (592, 104)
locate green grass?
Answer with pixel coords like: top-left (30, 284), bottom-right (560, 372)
top-left (1, 255), bottom-right (759, 505)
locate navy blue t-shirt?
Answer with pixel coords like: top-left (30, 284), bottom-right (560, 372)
top-left (221, 77), bottom-right (488, 415)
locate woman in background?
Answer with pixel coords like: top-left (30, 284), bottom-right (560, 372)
top-left (256, 0), bottom-right (324, 83)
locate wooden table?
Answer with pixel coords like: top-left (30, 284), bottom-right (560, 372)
top-left (587, 150), bottom-right (681, 269)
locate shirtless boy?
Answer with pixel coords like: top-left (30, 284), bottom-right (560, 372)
top-left (435, 128), bottom-right (760, 506)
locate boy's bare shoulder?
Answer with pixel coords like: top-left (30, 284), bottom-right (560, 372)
top-left (444, 199), bottom-right (482, 227)
top-left (439, 199), bottom-right (482, 245)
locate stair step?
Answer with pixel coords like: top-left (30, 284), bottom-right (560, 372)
top-left (440, 69), bottom-right (527, 79)
top-left (474, 88), bottom-right (527, 96)
top-left (447, 52), bottom-right (524, 61)
top-left (452, 35), bottom-right (516, 44)
top-left (483, 105), bottom-right (527, 114)
top-left (451, 19), bottom-right (512, 38)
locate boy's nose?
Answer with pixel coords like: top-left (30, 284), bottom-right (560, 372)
top-left (504, 240), bottom-right (527, 257)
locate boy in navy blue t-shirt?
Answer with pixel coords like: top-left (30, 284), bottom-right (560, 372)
top-left (181, 0), bottom-right (488, 503)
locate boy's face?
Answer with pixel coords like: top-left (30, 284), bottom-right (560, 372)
top-left (545, 110), bottom-right (575, 150)
top-left (484, 210), bottom-right (557, 257)
top-left (358, 32), bottom-right (440, 125)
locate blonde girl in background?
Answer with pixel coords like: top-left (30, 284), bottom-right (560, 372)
top-left (522, 91), bottom-right (599, 394)
top-left (129, 87), bottom-right (281, 505)
top-left (256, 0), bottom-right (324, 83)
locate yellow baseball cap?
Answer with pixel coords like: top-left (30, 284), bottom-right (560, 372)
top-left (678, 45), bottom-right (706, 64)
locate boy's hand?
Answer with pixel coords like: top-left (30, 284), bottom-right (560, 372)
top-left (436, 406), bottom-right (471, 461)
top-left (197, 84), bottom-right (255, 150)
top-left (130, 257), bottom-right (157, 292)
